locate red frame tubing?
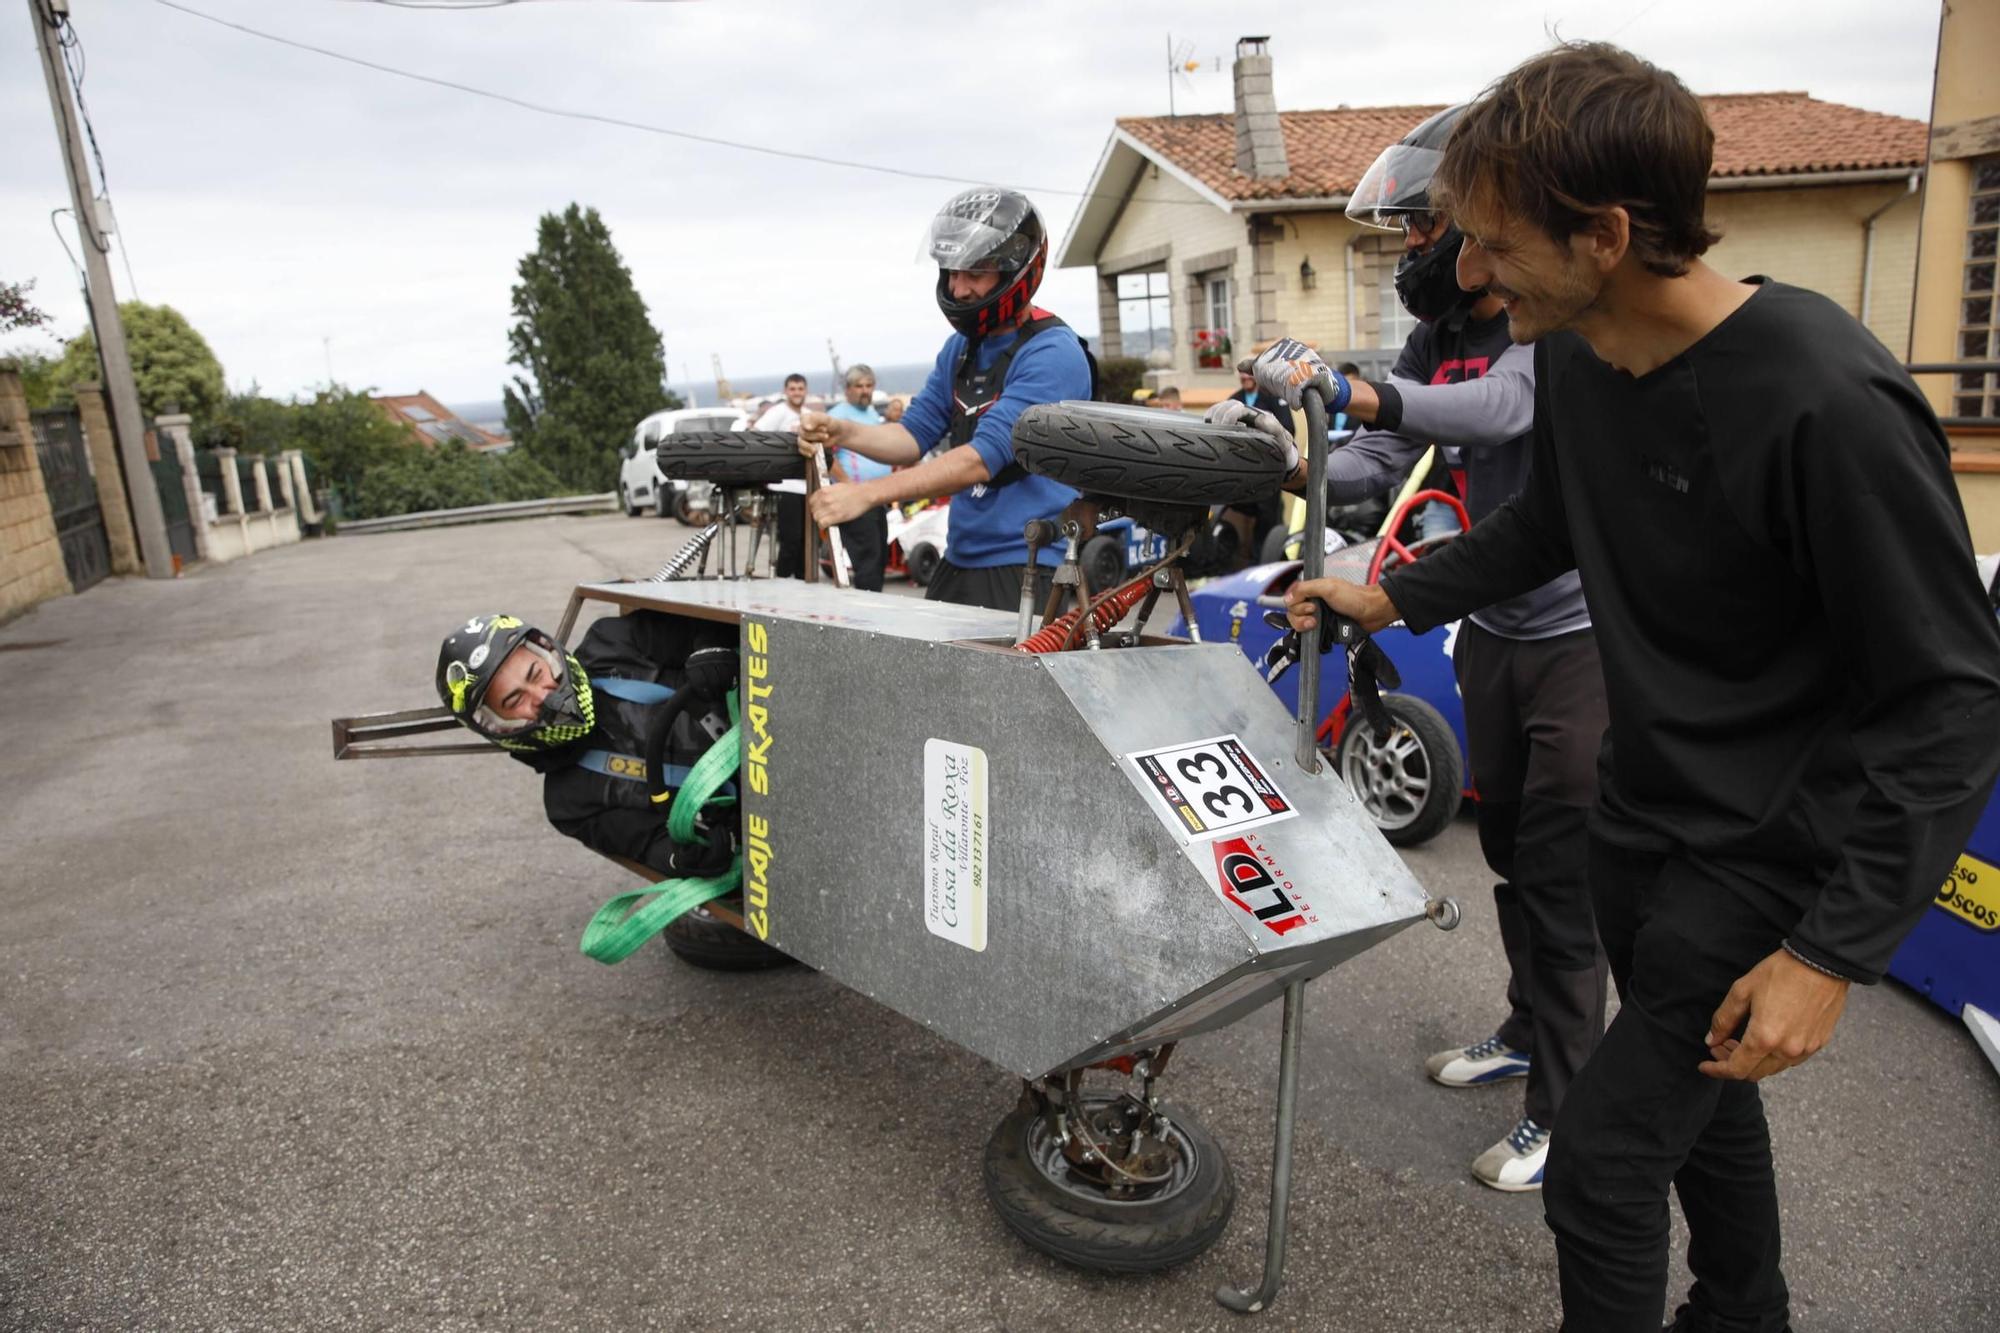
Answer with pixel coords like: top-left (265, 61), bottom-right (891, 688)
top-left (1365, 488), bottom-right (1472, 584)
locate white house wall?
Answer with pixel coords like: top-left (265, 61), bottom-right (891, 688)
top-left (1098, 169), bottom-right (1248, 371)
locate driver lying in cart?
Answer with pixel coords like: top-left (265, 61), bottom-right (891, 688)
top-left (433, 610), bottom-right (739, 877)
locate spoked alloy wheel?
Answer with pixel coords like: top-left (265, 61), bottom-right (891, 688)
top-left (983, 1092), bottom-right (1234, 1273)
top-left (1331, 693), bottom-right (1462, 847)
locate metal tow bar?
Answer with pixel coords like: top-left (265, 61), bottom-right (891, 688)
top-left (1216, 384), bottom-right (1333, 1317)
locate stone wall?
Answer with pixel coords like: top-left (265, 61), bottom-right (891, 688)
top-left (0, 363), bottom-right (73, 623)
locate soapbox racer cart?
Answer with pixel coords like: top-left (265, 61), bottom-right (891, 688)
top-left (330, 391), bottom-right (1458, 1314)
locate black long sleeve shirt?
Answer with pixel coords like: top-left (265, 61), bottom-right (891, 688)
top-left (1382, 279), bottom-right (2000, 982)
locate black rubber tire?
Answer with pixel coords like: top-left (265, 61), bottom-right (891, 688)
top-left (1013, 401), bottom-right (1292, 504)
top-left (906, 542), bottom-right (940, 587)
top-left (1080, 534), bottom-right (1126, 591)
top-left (982, 1097), bottom-right (1235, 1274)
top-left (1332, 692), bottom-right (1463, 848)
top-left (661, 902), bottom-right (796, 971)
top-left (656, 431), bottom-right (804, 486)
top-left (619, 484), bottom-right (641, 518)
top-left (672, 489), bottom-right (707, 527)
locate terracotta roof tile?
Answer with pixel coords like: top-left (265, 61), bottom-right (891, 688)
top-left (1117, 93), bottom-right (1926, 203)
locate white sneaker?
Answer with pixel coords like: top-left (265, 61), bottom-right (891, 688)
top-left (1472, 1116), bottom-right (1551, 1192)
top-left (1425, 1034), bottom-right (1531, 1087)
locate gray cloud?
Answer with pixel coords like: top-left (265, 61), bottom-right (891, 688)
top-left (2, 0), bottom-right (1942, 404)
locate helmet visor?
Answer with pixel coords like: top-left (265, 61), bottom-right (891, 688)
top-left (1345, 142), bottom-right (1444, 231)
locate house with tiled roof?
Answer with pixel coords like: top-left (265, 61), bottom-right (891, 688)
top-left (371, 391), bottom-right (512, 453)
top-left (1059, 38), bottom-right (1928, 403)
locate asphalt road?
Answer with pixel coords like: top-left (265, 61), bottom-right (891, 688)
top-left (2, 513), bottom-right (1995, 1332)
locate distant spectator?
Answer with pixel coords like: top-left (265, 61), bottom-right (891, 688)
top-left (881, 397), bottom-right (905, 425)
top-left (1153, 385), bottom-right (1184, 411)
top-left (756, 374), bottom-right (810, 577)
top-left (826, 365), bottom-right (889, 591)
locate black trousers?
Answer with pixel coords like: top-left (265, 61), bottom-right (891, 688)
top-left (1547, 838), bottom-right (1800, 1333)
top-left (926, 558), bottom-right (1053, 614)
top-left (1454, 621), bottom-right (1611, 1128)
top-left (837, 506), bottom-right (889, 593)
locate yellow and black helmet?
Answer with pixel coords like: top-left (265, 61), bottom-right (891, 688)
top-left (435, 613), bottom-right (595, 752)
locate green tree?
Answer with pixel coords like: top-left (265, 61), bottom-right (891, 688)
top-left (1, 279), bottom-right (51, 335)
top-left (351, 440), bottom-right (562, 519)
top-left (51, 301), bottom-right (226, 421)
top-left (286, 385), bottom-right (418, 509)
top-left (6, 346), bottom-right (63, 410)
top-left (503, 204), bottom-right (678, 492)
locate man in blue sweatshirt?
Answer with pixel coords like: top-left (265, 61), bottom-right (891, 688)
top-left (800, 188), bottom-right (1089, 611)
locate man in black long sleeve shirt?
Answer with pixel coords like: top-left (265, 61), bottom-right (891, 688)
top-left (1282, 44), bottom-right (2000, 1332)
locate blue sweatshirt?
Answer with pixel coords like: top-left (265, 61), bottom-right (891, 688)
top-left (900, 325), bottom-right (1087, 568)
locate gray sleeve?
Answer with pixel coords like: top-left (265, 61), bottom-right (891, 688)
top-left (1322, 428), bottom-right (1428, 504)
top-left (1378, 340), bottom-right (1536, 452)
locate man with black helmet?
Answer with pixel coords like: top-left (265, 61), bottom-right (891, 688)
top-left (798, 187), bottom-right (1091, 611)
top-left (1217, 104), bottom-right (1611, 1195)
top-left (434, 611), bottom-right (741, 878)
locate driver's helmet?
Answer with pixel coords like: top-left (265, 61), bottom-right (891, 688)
top-left (435, 613), bottom-right (595, 753)
top-left (1345, 105), bottom-right (1480, 324)
top-left (926, 187), bottom-right (1048, 339)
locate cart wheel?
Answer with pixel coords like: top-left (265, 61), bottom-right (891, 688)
top-left (1257, 525), bottom-right (1297, 566)
top-left (1081, 535), bottom-right (1126, 592)
top-left (672, 489), bottom-right (708, 527)
top-left (619, 483), bottom-right (641, 517)
top-left (1332, 693), bottom-right (1463, 848)
top-left (1013, 402), bottom-right (1291, 504)
top-left (983, 1095), bottom-right (1235, 1274)
top-left (657, 431), bottom-right (804, 487)
top-left (662, 902), bottom-right (795, 972)
top-left (907, 542), bottom-right (940, 587)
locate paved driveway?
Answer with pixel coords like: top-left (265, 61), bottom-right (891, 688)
top-left (2, 514), bottom-right (1994, 1331)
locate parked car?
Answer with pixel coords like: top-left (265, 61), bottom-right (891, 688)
top-left (1080, 517), bottom-right (1168, 590)
top-left (895, 501), bottom-right (950, 586)
top-left (618, 407), bottom-right (747, 523)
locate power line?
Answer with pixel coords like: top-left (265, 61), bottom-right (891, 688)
top-left (153, 0), bottom-right (1213, 210)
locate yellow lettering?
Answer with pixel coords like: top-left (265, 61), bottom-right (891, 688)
top-left (747, 908), bottom-right (769, 940)
top-left (748, 679), bottom-right (773, 703)
top-left (750, 765), bottom-right (768, 795)
top-left (749, 814), bottom-right (769, 839)
top-left (748, 622), bottom-right (768, 653)
top-left (749, 653), bottom-right (769, 681)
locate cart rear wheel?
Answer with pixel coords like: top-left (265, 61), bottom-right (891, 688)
top-left (657, 431), bottom-right (805, 487)
top-left (983, 1095), bottom-right (1235, 1273)
top-left (672, 489), bottom-right (708, 526)
top-left (1013, 402), bottom-right (1291, 505)
top-left (662, 902), bottom-right (795, 971)
top-left (1332, 693), bottom-right (1462, 848)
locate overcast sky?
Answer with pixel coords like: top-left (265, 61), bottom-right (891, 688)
top-left (2, 0), bottom-right (1944, 407)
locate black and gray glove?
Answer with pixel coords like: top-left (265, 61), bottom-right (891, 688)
top-left (1204, 398), bottom-right (1300, 475)
top-left (1252, 338), bottom-right (1353, 414)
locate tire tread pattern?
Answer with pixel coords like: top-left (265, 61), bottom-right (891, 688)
top-left (656, 431), bottom-right (805, 486)
top-left (1013, 403), bottom-right (1291, 504)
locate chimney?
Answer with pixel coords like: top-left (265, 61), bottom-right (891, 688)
top-left (1232, 36), bottom-right (1289, 179)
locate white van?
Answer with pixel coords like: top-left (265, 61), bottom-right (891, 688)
top-left (618, 406), bottom-right (748, 522)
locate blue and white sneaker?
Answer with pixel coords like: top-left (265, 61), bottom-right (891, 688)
top-left (1424, 1034), bottom-right (1530, 1087)
top-left (1472, 1116), bottom-right (1551, 1192)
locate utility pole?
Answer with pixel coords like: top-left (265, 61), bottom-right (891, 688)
top-left (29, 0), bottom-right (174, 579)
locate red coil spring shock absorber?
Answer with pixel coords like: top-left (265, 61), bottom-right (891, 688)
top-left (1014, 576), bottom-right (1152, 654)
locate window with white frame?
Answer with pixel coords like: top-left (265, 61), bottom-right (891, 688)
top-left (1116, 270), bottom-right (1174, 358)
top-left (1378, 263), bottom-right (1419, 350)
top-left (1206, 275), bottom-right (1234, 347)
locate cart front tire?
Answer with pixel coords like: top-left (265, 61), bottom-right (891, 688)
top-left (1013, 402), bottom-right (1292, 505)
top-left (982, 1097), bottom-right (1235, 1274)
top-left (1332, 693), bottom-right (1463, 848)
top-left (662, 903), bottom-right (796, 971)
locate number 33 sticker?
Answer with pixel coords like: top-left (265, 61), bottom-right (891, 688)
top-left (1130, 734), bottom-right (1297, 840)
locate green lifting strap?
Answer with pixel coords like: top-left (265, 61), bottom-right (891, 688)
top-left (580, 688), bottom-right (744, 965)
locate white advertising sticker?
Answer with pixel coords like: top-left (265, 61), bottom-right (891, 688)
top-left (923, 739), bottom-right (988, 951)
top-left (1127, 733), bottom-right (1298, 842)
